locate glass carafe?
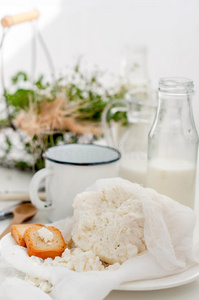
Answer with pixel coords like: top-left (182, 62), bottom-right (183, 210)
top-left (146, 77), bottom-right (198, 208)
top-left (102, 89), bottom-right (157, 186)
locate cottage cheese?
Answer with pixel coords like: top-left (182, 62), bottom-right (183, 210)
top-left (25, 247), bottom-right (120, 293)
top-left (72, 184), bottom-right (146, 264)
top-left (43, 248), bottom-right (105, 271)
top-left (38, 227), bottom-right (54, 243)
top-left (25, 275), bottom-right (53, 294)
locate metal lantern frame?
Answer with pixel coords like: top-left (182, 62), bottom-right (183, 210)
top-left (0, 9), bottom-right (55, 130)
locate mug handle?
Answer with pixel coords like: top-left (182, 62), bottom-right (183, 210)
top-left (29, 168), bottom-right (53, 210)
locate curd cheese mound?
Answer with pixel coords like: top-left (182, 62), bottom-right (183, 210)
top-left (38, 227), bottom-right (54, 243)
top-left (72, 184), bottom-right (146, 264)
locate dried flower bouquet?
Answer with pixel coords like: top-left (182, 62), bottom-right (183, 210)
top-left (0, 63), bottom-right (127, 171)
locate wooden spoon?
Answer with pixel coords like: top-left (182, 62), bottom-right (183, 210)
top-left (0, 203), bottom-right (37, 239)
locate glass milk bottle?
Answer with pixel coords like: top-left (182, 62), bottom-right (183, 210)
top-left (146, 78), bottom-right (198, 208)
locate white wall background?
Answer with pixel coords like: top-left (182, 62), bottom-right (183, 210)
top-left (0, 0), bottom-right (199, 128)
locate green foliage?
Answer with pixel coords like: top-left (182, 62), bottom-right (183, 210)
top-left (6, 89), bottom-right (34, 110)
top-left (15, 161), bottom-right (31, 170)
top-left (5, 136), bottom-right (12, 154)
top-left (111, 111), bottom-right (128, 126)
top-left (11, 72), bottom-right (28, 84)
top-left (0, 118), bottom-right (9, 126)
top-left (5, 71), bottom-right (56, 116)
top-left (35, 75), bottom-right (50, 90)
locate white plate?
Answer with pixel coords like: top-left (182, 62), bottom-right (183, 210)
top-left (118, 264), bottom-right (199, 291)
top-left (1, 233), bottom-right (199, 292)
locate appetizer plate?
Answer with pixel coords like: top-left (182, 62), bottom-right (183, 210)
top-left (118, 264), bottom-right (199, 291)
top-left (1, 233), bottom-right (199, 292)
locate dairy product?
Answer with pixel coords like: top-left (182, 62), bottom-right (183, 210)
top-left (38, 227), bottom-right (54, 243)
top-left (25, 275), bottom-right (53, 294)
top-left (25, 247), bottom-right (120, 293)
top-left (43, 248), bottom-right (105, 272)
top-left (72, 184), bottom-right (146, 264)
top-left (119, 152), bottom-right (147, 186)
top-left (146, 159), bottom-right (196, 208)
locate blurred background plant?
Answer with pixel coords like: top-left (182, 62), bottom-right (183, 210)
top-left (0, 61), bottom-right (128, 171)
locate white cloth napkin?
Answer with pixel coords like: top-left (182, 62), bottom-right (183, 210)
top-left (0, 178), bottom-right (199, 300)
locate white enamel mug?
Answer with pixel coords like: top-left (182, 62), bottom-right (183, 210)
top-left (29, 144), bottom-right (121, 221)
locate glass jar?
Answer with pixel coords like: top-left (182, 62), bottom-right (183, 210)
top-left (146, 77), bottom-right (198, 208)
top-left (102, 89), bottom-right (157, 186)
